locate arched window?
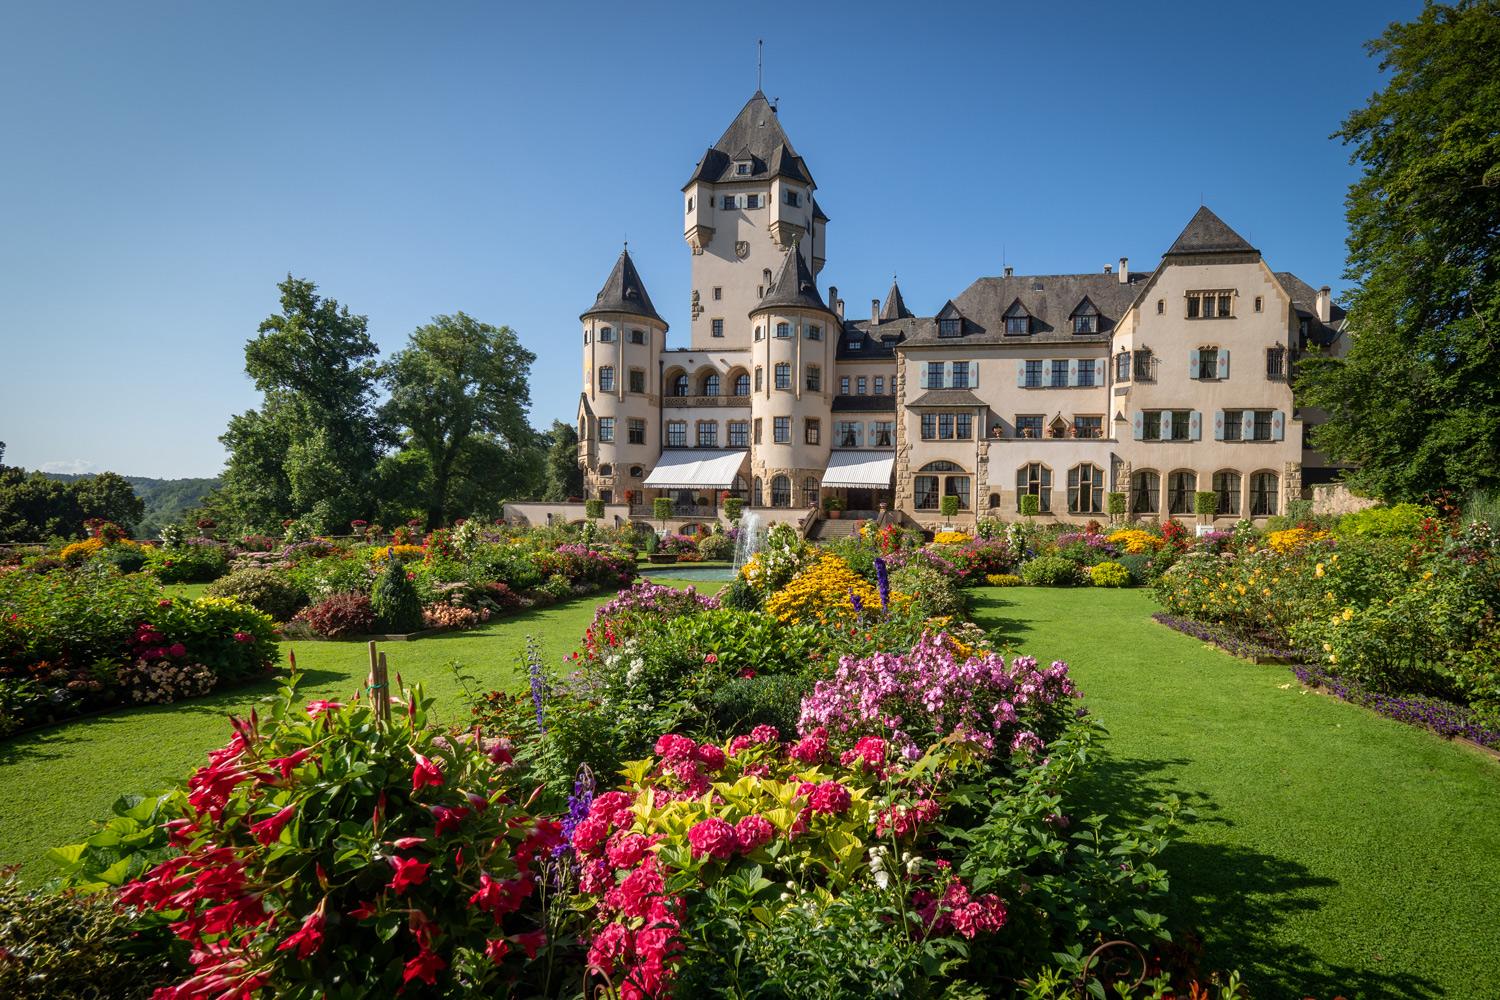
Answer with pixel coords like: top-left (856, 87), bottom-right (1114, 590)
top-left (754, 325), bottom-right (764, 342)
top-left (1250, 471), bottom-right (1279, 516)
top-left (1131, 470), bottom-right (1160, 515)
top-left (598, 366), bottom-right (615, 392)
top-left (599, 326), bottom-right (614, 342)
top-left (803, 477), bottom-right (819, 506)
top-left (1016, 463), bottom-right (1052, 513)
top-left (770, 475), bottom-right (791, 507)
top-left (752, 477), bottom-right (763, 507)
top-left (917, 461), bottom-right (970, 512)
top-left (774, 363), bottom-right (791, 390)
top-left (763, 268), bottom-right (773, 285)
top-left (734, 372), bottom-right (750, 396)
top-left (1167, 470), bottom-right (1197, 516)
top-left (599, 463), bottom-right (613, 476)
top-left (1212, 470), bottom-right (1242, 516)
top-left (1068, 464), bottom-right (1104, 514)
top-left (702, 373), bottom-right (720, 396)
top-left (731, 475), bottom-right (747, 499)
top-left (629, 466), bottom-right (643, 479)
top-left (671, 373), bottom-right (689, 396)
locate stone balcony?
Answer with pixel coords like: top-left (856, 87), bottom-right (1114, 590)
top-left (663, 395), bottom-right (752, 408)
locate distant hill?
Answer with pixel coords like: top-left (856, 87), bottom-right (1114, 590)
top-left (41, 473), bottom-right (220, 539)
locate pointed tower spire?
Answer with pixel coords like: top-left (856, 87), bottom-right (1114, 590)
top-left (880, 275), bottom-right (913, 322)
top-left (750, 239), bottom-right (831, 316)
top-left (580, 247), bottom-right (666, 328)
top-left (1165, 206), bottom-right (1257, 256)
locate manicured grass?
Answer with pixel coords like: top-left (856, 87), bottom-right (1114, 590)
top-left (161, 581), bottom-right (212, 600)
top-left (970, 586), bottom-right (1500, 1000)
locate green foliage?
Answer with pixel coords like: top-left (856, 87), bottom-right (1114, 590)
top-left (1021, 556), bottom-right (1080, 587)
top-left (653, 497), bottom-right (673, 523)
top-left (697, 531), bottom-right (735, 561)
top-left (203, 567), bottom-right (308, 622)
top-left (144, 541), bottom-right (228, 583)
top-left (0, 869), bottom-right (181, 998)
top-left (1106, 492), bottom-right (1127, 518)
top-left (939, 494), bottom-right (961, 518)
top-left (49, 790), bottom-right (189, 892)
top-left (719, 575), bottom-right (760, 610)
top-left (699, 673), bottom-right (809, 736)
top-left (1296, 1), bottom-right (1500, 501)
top-left (1019, 494), bottom-right (1041, 518)
top-left (724, 496), bottom-right (745, 522)
top-left (96, 542), bottom-right (148, 574)
top-left (1333, 503), bottom-right (1434, 541)
top-left (370, 556), bottom-right (424, 633)
top-left (820, 534), bottom-right (877, 581)
top-left (890, 563), bottom-right (967, 619)
top-left (584, 498), bottom-right (605, 520)
top-left (0, 467), bottom-right (144, 543)
top-left (1194, 490), bottom-right (1219, 517)
top-left (1115, 553), bottom-right (1155, 586)
top-left (1088, 561), bottom-right (1132, 587)
top-left (542, 419), bottom-right (583, 502)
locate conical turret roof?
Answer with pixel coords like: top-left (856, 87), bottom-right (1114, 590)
top-left (683, 91), bottom-right (816, 188)
top-left (1165, 206), bottom-right (1257, 256)
top-left (750, 241), bottom-right (833, 317)
top-left (880, 277), bottom-right (913, 321)
top-left (580, 248), bottom-right (666, 328)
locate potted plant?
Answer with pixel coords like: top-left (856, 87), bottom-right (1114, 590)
top-left (1107, 491), bottom-right (1127, 525)
top-left (939, 494), bottom-right (960, 529)
top-left (1019, 494), bottom-right (1041, 522)
top-left (1194, 491), bottom-right (1219, 530)
top-left (652, 496), bottom-right (673, 537)
top-left (823, 495), bottom-right (846, 519)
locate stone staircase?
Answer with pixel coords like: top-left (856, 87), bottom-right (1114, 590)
top-left (808, 517), bottom-right (863, 542)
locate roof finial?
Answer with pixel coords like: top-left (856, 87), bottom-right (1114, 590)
top-left (757, 39), bottom-right (763, 92)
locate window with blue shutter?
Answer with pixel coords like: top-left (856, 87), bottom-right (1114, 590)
top-left (1188, 348), bottom-right (1200, 379)
top-left (1132, 412), bottom-right (1144, 440)
top-left (1213, 411), bottom-right (1225, 440)
top-left (1159, 412), bottom-right (1172, 440)
top-left (1189, 411), bottom-right (1202, 441)
top-left (1242, 411), bottom-right (1256, 440)
top-left (1066, 359), bottom-right (1079, 386)
top-left (1271, 410), bottom-right (1285, 441)
top-left (1094, 358), bottom-right (1106, 386)
top-left (1016, 361), bottom-right (1027, 388)
top-left (1216, 349), bottom-right (1231, 379)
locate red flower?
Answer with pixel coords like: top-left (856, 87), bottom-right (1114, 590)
top-left (571, 813), bottom-right (611, 856)
top-left (749, 724), bottom-right (780, 744)
top-left (429, 804), bottom-right (469, 836)
top-left (403, 947), bottom-right (446, 985)
top-left (485, 938), bottom-right (510, 964)
top-left (304, 700), bottom-right (342, 718)
top-left (514, 929), bottom-right (547, 959)
top-left (694, 743), bottom-right (726, 771)
top-left (348, 900), bottom-right (378, 920)
top-left (233, 631), bottom-right (254, 643)
top-left (265, 748), bottom-right (313, 781)
top-left (388, 856), bottom-right (431, 894)
top-left (249, 805), bottom-right (296, 846)
top-left (788, 730), bottom-right (830, 765)
top-left (654, 733), bottom-right (697, 763)
top-left (686, 817), bottom-right (737, 860)
top-left (468, 872), bottom-right (532, 920)
top-left (277, 902), bottom-right (326, 960)
top-left (411, 754), bottom-right (444, 793)
top-left (808, 781), bottom-right (852, 815)
top-left (733, 814), bottom-right (775, 851)
top-left (168, 642), bottom-right (188, 658)
top-left (738, 667), bottom-right (756, 679)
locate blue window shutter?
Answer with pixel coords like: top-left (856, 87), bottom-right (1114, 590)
top-left (1213, 411), bottom-right (1225, 441)
top-left (1016, 362), bottom-right (1026, 388)
top-left (918, 366), bottom-right (928, 390)
top-left (1067, 359), bottom-right (1079, 386)
top-left (970, 363), bottom-right (979, 388)
top-left (1189, 410), bottom-right (1202, 441)
top-left (1160, 412), bottom-right (1172, 439)
top-left (1217, 349), bottom-right (1231, 379)
top-left (941, 362), bottom-right (951, 389)
top-left (1272, 410), bottom-right (1285, 441)
top-left (1188, 348), bottom-right (1200, 378)
top-left (1095, 358), bottom-right (1106, 385)
top-left (1242, 411), bottom-right (1255, 440)
top-left (1132, 412), bottom-right (1144, 440)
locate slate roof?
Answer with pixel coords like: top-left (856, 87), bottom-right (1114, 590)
top-left (901, 272), bottom-right (1143, 347)
top-left (906, 388), bottom-right (986, 408)
top-left (683, 91), bottom-right (815, 189)
top-left (832, 395), bottom-right (898, 412)
top-left (839, 318), bottom-right (918, 359)
top-left (580, 248), bottom-right (666, 327)
top-left (1275, 271), bottom-right (1347, 347)
top-left (1165, 206), bottom-right (1257, 256)
top-left (880, 279), bottom-right (914, 321)
top-left (751, 242), bottom-right (834, 317)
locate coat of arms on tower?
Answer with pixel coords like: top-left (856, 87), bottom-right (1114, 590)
top-left (734, 240), bottom-right (749, 259)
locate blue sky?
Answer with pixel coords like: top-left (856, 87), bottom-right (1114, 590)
top-left (0, 0), bottom-right (1416, 479)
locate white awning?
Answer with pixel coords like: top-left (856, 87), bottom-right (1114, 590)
top-left (642, 450), bottom-right (747, 489)
top-left (822, 450), bottom-right (895, 489)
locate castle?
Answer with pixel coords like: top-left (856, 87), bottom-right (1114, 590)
top-left (576, 91), bottom-right (1347, 528)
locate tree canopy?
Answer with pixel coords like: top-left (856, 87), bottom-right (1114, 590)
top-left (542, 420), bottom-right (583, 502)
top-left (1297, 0), bottom-right (1500, 500)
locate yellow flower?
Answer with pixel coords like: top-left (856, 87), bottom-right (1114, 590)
top-left (932, 530), bottom-right (971, 546)
top-left (763, 552), bottom-right (904, 625)
top-left (1342, 607), bottom-right (1355, 621)
top-left (1315, 563), bottom-right (1325, 578)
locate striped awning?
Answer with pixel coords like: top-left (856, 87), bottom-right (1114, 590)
top-left (821, 450), bottom-right (895, 489)
top-left (642, 450), bottom-right (747, 489)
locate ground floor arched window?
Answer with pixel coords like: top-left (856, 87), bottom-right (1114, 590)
top-left (1213, 470), bottom-right (1242, 516)
top-left (1131, 469), bottom-right (1159, 515)
top-left (1068, 463), bottom-right (1104, 514)
top-left (1016, 463), bottom-right (1052, 513)
top-left (770, 474), bottom-right (791, 507)
top-left (915, 461), bottom-right (969, 511)
top-left (1250, 471), bottom-right (1279, 516)
top-left (802, 476), bottom-right (819, 507)
top-left (1167, 470), bottom-right (1197, 516)
top-left (752, 477), bottom-right (763, 507)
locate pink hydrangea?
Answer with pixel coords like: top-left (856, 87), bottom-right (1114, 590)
top-left (733, 814), bottom-right (774, 851)
top-left (788, 729), bottom-right (830, 764)
top-left (808, 781), bottom-right (852, 816)
top-left (686, 817), bottom-right (737, 860)
top-left (694, 743), bottom-right (726, 771)
top-left (839, 735), bottom-right (887, 772)
top-left (655, 733), bottom-right (698, 763)
top-left (749, 724), bottom-right (780, 744)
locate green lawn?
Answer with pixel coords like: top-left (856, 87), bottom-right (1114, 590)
top-left (970, 586), bottom-right (1500, 1000)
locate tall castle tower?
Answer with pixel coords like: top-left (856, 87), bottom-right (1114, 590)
top-left (578, 248), bottom-right (666, 503)
top-left (682, 92), bottom-right (827, 350)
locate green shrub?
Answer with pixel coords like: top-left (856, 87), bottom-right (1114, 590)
top-left (652, 497), bottom-right (673, 522)
top-left (698, 532), bottom-right (735, 561)
top-left (584, 498), bottom-right (605, 520)
top-left (146, 543), bottom-right (228, 583)
top-left (1089, 561), bottom-right (1132, 587)
top-left (1019, 494), bottom-right (1041, 518)
top-left (1107, 492), bottom-right (1127, 517)
top-left (723, 496), bottom-right (744, 522)
top-left (203, 568), bottom-right (307, 622)
top-left (96, 544), bottom-right (149, 575)
top-left (821, 534), bottom-right (877, 581)
top-left (370, 558), bottom-right (424, 633)
top-left (537, 572), bottom-right (575, 603)
top-left (1021, 555), bottom-right (1080, 587)
top-left (1116, 553), bottom-right (1155, 586)
top-left (939, 494), bottom-right (960, 518)
top-left (1194, 491), bottom-right (1219, 518)
top-left (700, 672), bottom-right (809, 735)
top-left (890, 562), bottom-right (967, 618)
top-left (1334, 502), bottom-right (1434, 541)
top-left (718, 575), bottom-right (759, 610)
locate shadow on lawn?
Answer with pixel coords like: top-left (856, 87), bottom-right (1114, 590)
top-left (969, 593), bottom-right (1031, 648)
top-left (1085, 753), bottom-right (1443, 1000)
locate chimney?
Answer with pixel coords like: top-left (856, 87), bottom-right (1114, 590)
top-left (1103, 264), bottom-right (1112, 275)
top-left (1316, 285), bottom-right (1331, 323)
top-left (828, 285), bottom-right (838, 316)
top-left (836, 298), bottom-right (845, 319)
top-left (1118, 257), bottom-right (1129, 284)
top-left (871, 298), bottom-right (880, 325)
top-left (1003, 266), bottom-right (1013, 278)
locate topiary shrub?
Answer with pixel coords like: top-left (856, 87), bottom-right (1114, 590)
top-left (697, 532), bottom-right (735, 561)
top-left (1021, 555), bottom-right (1080, 587)
top-left (723, 497), bottom-right (745, 522)
top-left (701, 673), bottom-right (810, 736)
top-left (1107, 492), bottom-right (1127, 518)
top-left (1019, 494), bottom-right (1041, 519)
top-left (1194, 491), bottom-right (1219, 519)
top-left (1088, 561), bottom-right (1132, 587)
top-left (204, 568), bottom-right (308, 622)
top-left (296, 592), bottom-right (375, 638)
top-left (584, 498), bottom-right (605, 520)
top-left (370, 558), bottom-right (424, 633)
top-left (939, 494), bottom-right (960, 519)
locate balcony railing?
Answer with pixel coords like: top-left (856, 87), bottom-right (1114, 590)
top-left (664, 395), bottom-right (752, 408)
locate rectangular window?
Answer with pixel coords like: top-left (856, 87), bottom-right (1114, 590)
top-left (1188, 291), bottom-right (1234, 319)
top-left (1115, 352), bottom-right (1131, 381)
top-left (805, 419), bottom-right (820, 445)
top-left (840, 376), bottom-right (850, 394)
top-left (1142, 412), bottom-right (1162, 441)
top-left (1024, 360), bottom-right (1043, 388)
top-left (598, 366), bottom-right (615, 392)
top-left (1016, 415), bottom-right (1043, 439)
top-left (1224, 409), bottom-right (1243, 441)
top-left (753, 418), bottom-right (762, 444)
top-left (666, 421), bottom-right (686, 447)
top-left (785, 190), bottom-right (800, 206)
top-left (1253, 410), bottom-right (1274, 440)
top-left (807, 324), bottom-right (822, 341)
top-left (630, 329), bottom-right (646, 345)
top-left (628, 419), bottom-right (646, 444)
top-left (938, 318), bottom-right (961, 337)
top-left (914, 475), bottom-right (939, 510)
top-left (1050, 360), bottom-right (1069, 388)
top-left (712, 287), bottom-right (722, 301)
top-left (955, 413), bottom-right (973, 438)
top-left (1073, 314), bottom-right (1097, 334)
top-left (1266, 347), bottom-right (1286, 380)
top-left (599, 326), bottom-right (615, 342)
top-left (1171, 411), bottom-right (1192, 440)
top-left (629, 369), bottom-right (645, 393)
top-left (721, 195), bottom-right (736, 209)
top-left (1254, 295), bottom-right (1263, 313)
top-left (1218, 293), bottom-right (1233, 317)
top-left (697, 422), bottom-right (718, 447)
top-left (1076, 361), bottom-right (1095, 387)
top-left (806, 366), bottom-right (821, 391)
top-left (837, 421), bottom-right (863, 447)
top-left (1133, 348), bottom-right (1154, 382)
top-left (871, 420), bottom-right (895, 447)
top-left (951, 361), bottom-right (970, 389)
top-left (857, 376), bottom-right (868, 395)
top-left (728, 421), bottom-right (748, 447)
top-left (773, 417), bottom-right (790, 444)
top-left (1197, 348), bottom-right (1219, 379)
top-left (598, 417), bottom-right (614, 443)
top-left (775, 322), bottom-right (791, 338)
top-left (874, 376), bottom-right (884, 395)
top-left (921, 414), bottom-right (937, 440)
top-left (1074, 416), bottom-right (1102, 439)
top-left (926, 362), bottom-right (943, 387)
top-left (775, 364), bottom-right (791, 390)
top-left (754, 367), bottom-right (763, 391)
top-left (736, 163), bottom-right (750, 175)
top-left (744, 194), bottom-right (760, 209)
top-left (938, 413), bottom-right (954, 438)
top-left (711, 318), bottom-right (724, 338)
top-left (1006, 315), bottom-right (1029, 335)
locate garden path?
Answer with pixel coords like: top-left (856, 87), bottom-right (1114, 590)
top-left (972, 586), bottom-right (1500, 1000)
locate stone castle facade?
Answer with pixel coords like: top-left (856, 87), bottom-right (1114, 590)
top-left (577, 92), bottom-right (1347, 527)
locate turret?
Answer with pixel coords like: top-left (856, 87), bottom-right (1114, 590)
top-left (578, 247), bottom-right (667, 504)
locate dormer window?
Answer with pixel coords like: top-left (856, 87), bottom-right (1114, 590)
top-left (735, 161), bottom-right (751, 175)
top-left (1071, 298), bottom-right (1099, 335)
top-left (1004, 301), bottom-right (1031, 336)
top-left (938, 318), bottom-right (962, 338)
top-left (847, 336), bottom-right (863, 351)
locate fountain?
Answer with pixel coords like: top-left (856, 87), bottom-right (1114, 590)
top-left (731, 510), bottom-right (767, 574)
